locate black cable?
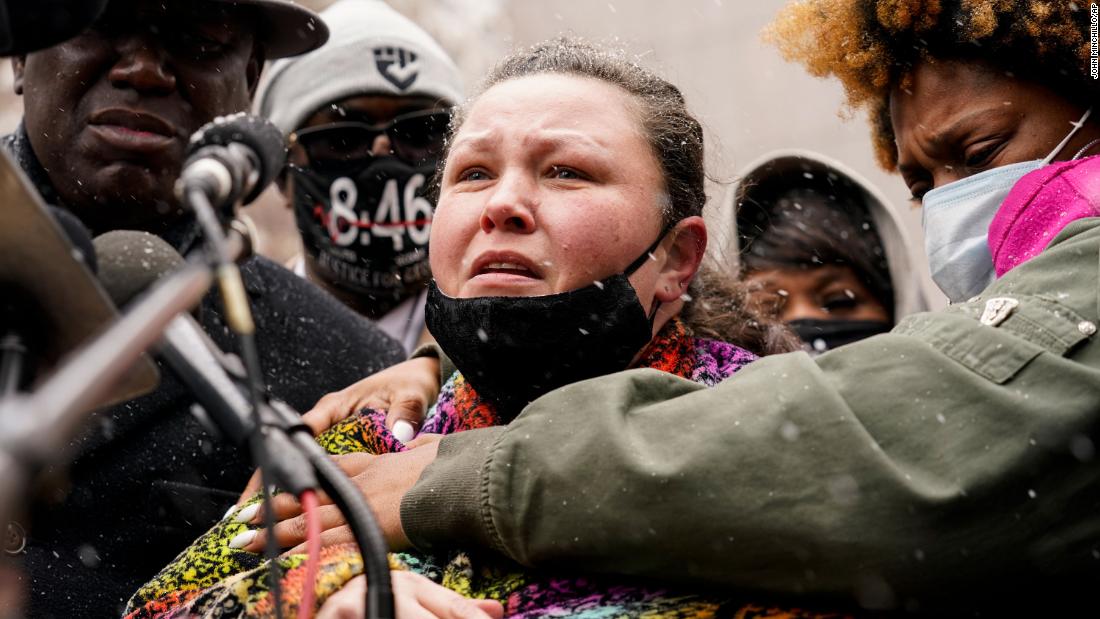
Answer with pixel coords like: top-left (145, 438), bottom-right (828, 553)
top-left (250, 432), bottom-right (285, 619)
top-left (184, 184), bottom-right (392, 618)
top-left (188, 187), bottom-right (286, 619)
top-left (238, 333), bottom-right (268, 420)
top-left (188, 188), bottom-right (233, 266)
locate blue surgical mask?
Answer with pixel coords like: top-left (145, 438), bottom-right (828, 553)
top-left (921, 107), bottom-right (1093, 303)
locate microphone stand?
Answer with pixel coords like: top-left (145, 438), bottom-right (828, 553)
top-left (181, 186), bottom-right (395, 619)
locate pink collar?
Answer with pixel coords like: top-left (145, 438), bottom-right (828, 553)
top-left (989, 155), bottom-right (1100, 276)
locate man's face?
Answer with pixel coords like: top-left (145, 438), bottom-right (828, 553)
top-left (12, 0), bottom-right (263, 234)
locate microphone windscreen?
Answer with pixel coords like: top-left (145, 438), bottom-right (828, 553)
top-left (0, 0), bottom-right (109, 55)
top-left (93, 231), bottom-right (185, 309)
top-left (187, 113), bottom-right (287, 204)
top-left (46, 206), bottom-right (96, 274)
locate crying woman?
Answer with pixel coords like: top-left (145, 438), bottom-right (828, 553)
top-left (125, 38), bottom-right (805, 618)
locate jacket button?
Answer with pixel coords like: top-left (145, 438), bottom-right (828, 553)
top-left (4, 522), bottom-right (26, 555)
top-left (1079, 321), bottom-right (1097, 336)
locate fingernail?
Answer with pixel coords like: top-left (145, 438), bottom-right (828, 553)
top-left (392, 420), bottom-right (415, 443)
top-left (234, 503), bottom-right (260, 524)
top-left (228, 529), bottom-right (257, 550)
top-left (222, 504), bottom-right (237, 520)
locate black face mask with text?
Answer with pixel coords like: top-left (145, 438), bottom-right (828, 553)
top-left (425, 227), bottom-right (672, 420)
top-left (290, 156), bottom-right (437, 315)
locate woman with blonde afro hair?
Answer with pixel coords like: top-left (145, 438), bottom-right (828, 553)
top-left (769, 0), bottom-right (1100, 302)
top-left (767, 0), bottom-right (1096, 169)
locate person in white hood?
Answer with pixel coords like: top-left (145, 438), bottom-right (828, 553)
top-left (255, 0), bottom-right (464, 354)
top-left (712, 149), bottom-right (932, 352)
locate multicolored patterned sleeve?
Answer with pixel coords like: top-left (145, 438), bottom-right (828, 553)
top-left (122, 408), bottom-right (412, 618)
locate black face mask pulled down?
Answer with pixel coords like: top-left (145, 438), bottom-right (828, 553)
top-left (290, 156), bottom-right (437, 315)
top-left (425, 231), bottom-right (669, 419)
top-left (788, 318), bottom-right (892, 355)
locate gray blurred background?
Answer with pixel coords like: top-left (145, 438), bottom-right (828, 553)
top-left (0, 0), bottom-right (945, 306)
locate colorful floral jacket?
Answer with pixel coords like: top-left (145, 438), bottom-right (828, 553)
top-left (124, 319), bottom-right (845, 618)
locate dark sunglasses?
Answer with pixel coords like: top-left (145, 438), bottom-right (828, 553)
top-left (290, 109), bottom-right (452, 169)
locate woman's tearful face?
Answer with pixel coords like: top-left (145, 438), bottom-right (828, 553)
top-left (431, 73), bottom-right (668, 300)
top-left (890, 59), bottom-right (1099, 202)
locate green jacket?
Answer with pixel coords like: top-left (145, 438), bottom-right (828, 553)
top-left (401, 218), bottom-right (1100, 608)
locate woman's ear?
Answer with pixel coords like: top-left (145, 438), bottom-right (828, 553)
top-left (654, 216), bottom-right (707, 304)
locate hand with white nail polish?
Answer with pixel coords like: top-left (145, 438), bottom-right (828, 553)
top-left (392, 419), bottom-right (416, 443)
top-left (233, 503), bottom-right (260, 524)
top-left (241, 437), bottom-right (442, 554)
top-left (318, 572), bottom-right (503, 619)
top-left (228, 529), bottom-right (257, 550)
top-left (233, 356), bottom-right (443, 507)
top-left (300, 356), bottom-right (441, 439)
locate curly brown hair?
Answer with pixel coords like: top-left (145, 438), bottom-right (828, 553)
top-left (765, 0), bottom-right (1095, 170)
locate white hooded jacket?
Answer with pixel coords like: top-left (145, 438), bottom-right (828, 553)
top-left (708, 149), bottom-right (933, 320)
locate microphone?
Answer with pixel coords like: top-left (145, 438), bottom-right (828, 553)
top-left (94, 231), bottom-right (316, 482)
top-left (0, 0), bottom-right (108, 55)
top-left (93, 230), bottom-right (396, 619)
top-left (177, 117), bottom-right (280, 429)
top-left (179, 113), bottom-right (287, 210)
top-left (95, 229), bottom-right (189, 313)
top-left (94, 230), bottom-right (261, 440)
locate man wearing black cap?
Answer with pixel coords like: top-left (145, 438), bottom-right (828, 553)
top-left (3, 1), bottom-right (404, 615)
